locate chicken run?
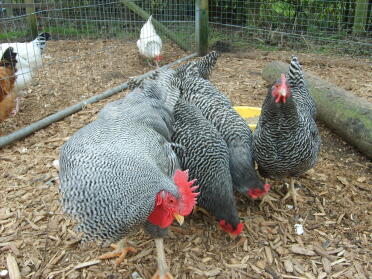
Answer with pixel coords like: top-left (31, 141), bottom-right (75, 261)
top-left (0, 36), bottom-right (371, 279)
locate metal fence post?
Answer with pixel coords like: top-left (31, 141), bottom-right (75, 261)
top-left (25, 0), bottom-right (38, 37)
top-left (196, 0), bottom-right (208, 56)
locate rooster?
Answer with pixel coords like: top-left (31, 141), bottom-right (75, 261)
top-left (0, 32), bottom-right (50, 114)
top-left (253, 56), bottom-right (321, 208)
top-left (58, 69), bottom-right (198, 279)
top-left (0, 47), bottom-right (18, 121)
top-left (137, 15), bottom-right (163, 67)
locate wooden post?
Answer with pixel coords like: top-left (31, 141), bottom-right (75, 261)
top-left (3, 0), bottom-right (13, 17)
top-left (25, 0), bottom-right (38, 37)
top-left (196, 0), bottom-right (208, 56)
top-left (262, 61), bottom-right (372, 159)
top-left (353, 0), bottom-right (369, 34)
top-left (120, 0), bottom-right (190, 51)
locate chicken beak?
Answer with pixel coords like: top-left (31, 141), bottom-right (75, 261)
top-left (173, 213), bottom-right (184, 225)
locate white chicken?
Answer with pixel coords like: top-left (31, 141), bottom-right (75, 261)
top-left (0, 32), bottom-right (50, 114)
top-left (137, 15), bottom-right (163, 67)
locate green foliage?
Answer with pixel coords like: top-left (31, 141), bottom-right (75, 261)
top-left (0, 30), bottom-right (28, 40)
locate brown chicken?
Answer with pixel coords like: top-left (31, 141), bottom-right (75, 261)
top-left (0, 47), bottom-right (17, 121)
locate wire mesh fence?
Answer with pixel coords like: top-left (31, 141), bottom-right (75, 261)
top-left (0, 0), bottom-right (195, 133)
top-left (208, 0), bottom-right (371, 56)
top-left (0, 1), bottom-right (195, 52)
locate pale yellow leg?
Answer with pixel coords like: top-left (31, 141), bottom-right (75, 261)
top-left (282, 177), bottom-right (298, 208)
top-left (151, 238), bottom-right (174, 279)
top-left (259, 178), bottom-right (279, 210)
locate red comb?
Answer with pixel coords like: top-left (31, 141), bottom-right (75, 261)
top-left (173, 169), bottom-right (199, 216)
top-left (248, 183), bottom-right (271, 199)
top-left (219, 220), bottom-right (244, 236)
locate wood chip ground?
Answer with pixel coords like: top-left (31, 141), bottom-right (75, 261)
top-left (0, 40), bottom-right (371, 279)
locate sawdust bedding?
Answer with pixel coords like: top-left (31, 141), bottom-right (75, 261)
top-left (0, 40), bottom-right (371, 279)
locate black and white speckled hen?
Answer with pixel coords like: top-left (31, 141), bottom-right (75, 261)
top-left (172, 99), bottom-right (243, 236)
top-left (175, 61), bottom-right (270, 200)
top-left (58, 69), bottom-right (198, 279)
top-left (253, 56), bottom-right (320, 208)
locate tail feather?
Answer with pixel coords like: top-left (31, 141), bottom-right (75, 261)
top-left (288, 56), bottom-right (305, 87)
top-left (36, 32), bottom-right (51, 41)
top-left (33, 32), bottom-right (51, 52)
top-left (175, 51), bottom-right (220, 80)
top-left (129, 51), bottom-right (220, 90)
top-left (0, 47), bottom-right (17, 69)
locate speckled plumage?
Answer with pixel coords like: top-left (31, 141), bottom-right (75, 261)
top-left (176, 70), bottom-right (265, 195)
top-left (59, 70), bottom-right (181, 242)
top-left (175, 51), bottom-right (220, 80)
top-left (253, 57), bottom-right (320, 179)
top-left (172, 99), bottom-right (240, 229)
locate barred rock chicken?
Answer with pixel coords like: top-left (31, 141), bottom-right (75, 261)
top-left (0, 47), bottom-right (17, 121)
top-left (58, 69), bottom-right (198, 279)
top-left (0, 32), bottom-right (50, 114)
top-left (253, 56), bottom-right (320, 208)
top-left (172, 99), bottom-right (243, 236)
top-left (137, 15), bottom-right (163, 67)
top-left (175, 59), bottom-right (270, 200)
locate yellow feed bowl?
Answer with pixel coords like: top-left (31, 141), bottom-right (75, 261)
top-left (233, 106), bottom-right (261, 131)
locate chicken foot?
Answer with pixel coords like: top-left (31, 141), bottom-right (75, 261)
top-left (151, 238), bottom-right (173, 279)
top-left (98, 238), bottom-right (137, 266)
top-left (10, 97), bottom-right (20, 117)
top-left (259, 178), bottom-right (279, 210)
top-left (282, 177), bottom-right (298, 208)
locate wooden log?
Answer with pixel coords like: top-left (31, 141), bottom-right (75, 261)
top-left (262, 61), bottom-right (372, 159)
top-left (120, 0), bottom-right (190, 51)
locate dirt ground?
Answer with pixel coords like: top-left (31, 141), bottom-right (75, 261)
top-left (0, 40), bottom-right (371, 279)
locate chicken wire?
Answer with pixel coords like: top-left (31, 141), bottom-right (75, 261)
top-left (0, 0), bottom-right (196, 134)
top-left (0, 0), bottom-right (195, 59)
top-left (209, 0), bottom-right (372, 56)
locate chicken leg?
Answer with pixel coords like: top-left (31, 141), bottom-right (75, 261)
top-left (282, 177), bottom-right (298, 208)
top-left (98, 238), bottom-right (137, 265)
top-left (259, 178), bottom-right (279, 210)
top-left (151, 238), bottom-right (173, 279)
top-left (10, 97), bottom-right (20, 117)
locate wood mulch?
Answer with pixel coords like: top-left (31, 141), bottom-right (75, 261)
top-left (0, 40), bottom-right (371, 279)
